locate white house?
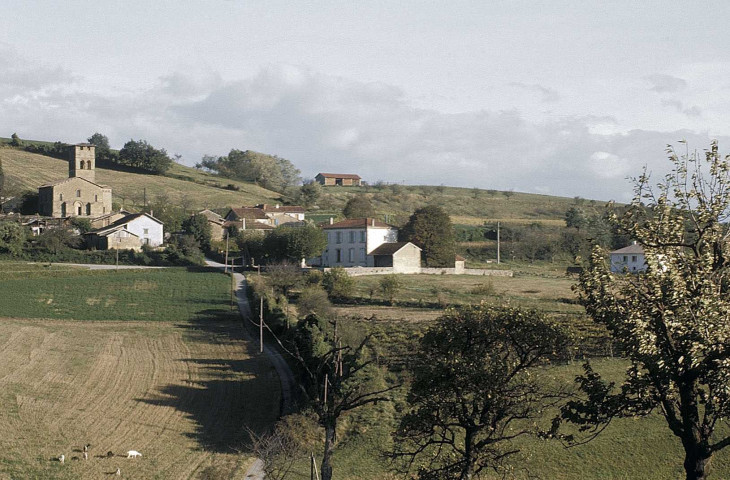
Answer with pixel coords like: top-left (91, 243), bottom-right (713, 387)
top-left (256, 204), bottom-right (306, 226)
top-left (85, 212), bottom-right (164, 251)
top-left (610, 242), bottom-right (646, 273)
top-left (317, 218), bottom-right (398, 267)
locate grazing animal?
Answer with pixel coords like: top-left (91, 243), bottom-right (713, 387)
top-left (83, 443), bottom-right (90, 453)
top-left (83, 451), bottom-right (88, 461)
top-left (126, 450), bottom-right (142, 459)
top-left (58, 454), bottom-right (65, 464)
top-left (116, 467), bottom-right (121, 476)
top-left (107, 451), bottom-right (115, 458)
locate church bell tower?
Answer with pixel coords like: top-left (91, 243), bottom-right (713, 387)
top-left (69, 144), bottom-right (96, 183)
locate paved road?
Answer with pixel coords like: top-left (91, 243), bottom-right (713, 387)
top-left (27, 262), bottom-right (167, 270)
top-left (205, 260), bottom-right (298, 480)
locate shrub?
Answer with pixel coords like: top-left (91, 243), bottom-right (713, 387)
top-left (322, 267), bottom-right (354, 301)
top-left (297, 286), bottom-right (332, 319)
top-left (379, 274), bottom-right (401, 305)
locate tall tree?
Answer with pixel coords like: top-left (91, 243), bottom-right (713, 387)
top-left (393, 305), bottom-right (568, 480)
top-left (0, 221), bottom-right (26, 255)
top-left (342, 195), bottom-right (375, 219)
top-left (263, 224), bottom-right (326, 264)
top-left (87, 132), bottom-right (115, 163)
top-left (400, 205), bottom-right (455, 267)
top-left (203, 149), bottom-right (301, 193)
top-left (562, 141), bottom-right (730, 480)
top-left (118, 139), bottom-right (172, 174)
top-left (297, 181), bottom-right (321, 208)
top-left (181, 214), bottom-right (212, 252)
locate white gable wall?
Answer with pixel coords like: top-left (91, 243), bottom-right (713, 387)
top-left (125, 216), bottom-right (164, 247)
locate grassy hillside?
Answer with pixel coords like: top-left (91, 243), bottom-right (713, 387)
top-left (0, 146), bottom-right (281, 210)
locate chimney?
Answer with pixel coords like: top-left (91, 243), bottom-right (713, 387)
top-left (371, 218), bottom-right (375, 227)
top-left (242, 218), bottom-right (246, 230)
top-left (329, 217), bottom-right (334, 225)
top-left (632, 240), bottom-right (637, 245)
top-left (275, 203), bottom-right (280, 209)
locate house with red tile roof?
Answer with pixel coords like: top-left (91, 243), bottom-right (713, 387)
top-left (315, 173), bottom-right (362, 187)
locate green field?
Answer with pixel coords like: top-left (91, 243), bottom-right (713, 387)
top-left (0, 263), bottom-right (238, 322)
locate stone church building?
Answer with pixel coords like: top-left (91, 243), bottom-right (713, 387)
top-left (38, 144), bottom-right (112, 217)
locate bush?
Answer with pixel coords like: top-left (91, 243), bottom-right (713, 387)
top-left (470, 280), bottom-right (496, 296)
top-left (379, 274), bottom-right (401, 305)
top-left (322, 267), bottom-right (354, 301)
top-left (305, 269), bottom-right (323, 286)
top-left (297, 286), bottom-right (332, 318)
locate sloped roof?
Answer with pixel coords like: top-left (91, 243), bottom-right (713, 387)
top-left (369, 241), bottom-right (421, 256)
top-left (223, 220), bottom-right (275, 230)
top-left (227, 207), bottom-right (268, 220)
top-left (257, 204), bottom-right (306, 213)
top-left (316, 172), bottom-right (362, 180)
top-left (610, 243), bottom-right (645, 255)
top-left (198, 209), bottom-right (223, 221)
top-left (87, 225), bottom-right (140, 238)
top-left (39, 176), bottom-right (109, 189)
top-left (322, 218), bottom-right (394, 230)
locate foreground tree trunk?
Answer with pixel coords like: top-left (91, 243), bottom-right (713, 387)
top-left (682, 440), bottom-right (711, 480)
top-left (320, 419), bottom-right (336, 480)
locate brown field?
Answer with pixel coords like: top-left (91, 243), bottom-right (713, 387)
top-left (0, 318), bottom-right (280, 480)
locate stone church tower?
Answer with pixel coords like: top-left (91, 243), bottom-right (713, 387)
top-left (69, 144), bottom-right (96, 183)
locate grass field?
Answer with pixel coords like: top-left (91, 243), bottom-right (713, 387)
top-left (0, 264), bottom-right (280, 479)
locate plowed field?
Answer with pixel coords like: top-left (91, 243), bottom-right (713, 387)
top-left (0, 317), bottom-right (280, 480)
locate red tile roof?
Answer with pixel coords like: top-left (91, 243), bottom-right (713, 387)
top-left (256, 204), bottom-right (306, 213)
top-left (322, 218), bottom-right (394, 229)
top-left (226, 207), bottom-right (268, 220)
top-left (369, 242), bottom-right (420, 255)
top-left (316, 173), bottom-right (362, 180)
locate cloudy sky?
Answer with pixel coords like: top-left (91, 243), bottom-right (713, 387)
top-left (2, 1), bottom-right (730, 200)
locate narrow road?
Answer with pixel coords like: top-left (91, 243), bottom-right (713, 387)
top-left (204, 260), bottom-right (298, 479)
top-left (27, 262), bottom-right (167, 270)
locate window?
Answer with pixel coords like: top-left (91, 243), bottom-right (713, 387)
top-left (143, 238), bottom-right (150, 245)
top-left (95, 194), bottom-right (98, 202)
top-left (80, 160), bottom-right (85, 169)
top-left (86, 203), bottom-right (91, 215)
top-left (360, 248), bottom-right (366, 262)
top-left (348, 248), bottom-right (354, 262)
top-left (623, 256), bottom-right (627, 262)
top-left (76, 190), bottom-right (81, 197)
top-left (59, 193), bottom-right (63, 201)
top-left (349, 231), bottom-right (355, 243)
top-left (336, 232), bottom-right (342, 244)
top-left (143, 228), bottom-right (149, 235)
top-left (360, 231), bottom-right (366, 242)
top-left (632, 255), bottom-right (637, 262)
top-left (77, 205), bottom-right (82, 215)
top-left (335, 249), bottom-right (341, 263)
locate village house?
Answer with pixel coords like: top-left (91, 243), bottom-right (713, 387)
top-left (197, 209), bottom-right (226, 241)
top-left (610, 242), bottom-right (646, 273)
top-left (38, 144), bottom-right (112, 218)
top-left (256, 204), bottom-right (306, 226)
top-left (85, 212), bottom-right (164, 251)
top-left (316, 217), bottom-right (398, 267)
top-left (315, 172), bottom-right (362, 187)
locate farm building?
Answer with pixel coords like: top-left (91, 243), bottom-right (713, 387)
top-left (86, 212), bottom-right (164, 251)
top-left (315, 173), bottom-right (362, 187)
top-left (610, 242), bottom-right (646, 273)
top-left (368, 241), bottom-right (422, 273)
top-left (256, 204), bottom-right (306, 226)
top-left (38, 144), bottom-right (112, 218)
top-left (198, 209), bottom-right (226, 241)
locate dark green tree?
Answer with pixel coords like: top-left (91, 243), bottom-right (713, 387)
top-left (322, 267), bottom-right (354, 301)
top-left (118, 139), bottom-right (172, 174)
top-left (202, 150), bottom-right (301, 193)
top-left (267, 261), bottom-right (303, 297)
top-left (342, 195), bottom-right (375, 219)
top-left (263, 224), bottom-right (326, 263)
top-left (297, 181), bottom-right (321, 208)
top-left (0, 221), bottom-right (26, 255)
top-left (0, 157), bottom-right (4, 209)
top-left (400, 205), bottom-right (455, 267)
top-left (379, 274), bottom-right (401, 305)
top-left (9, 133), bottom-right (21, 147)
top-left (181, 214), bottom-right (212, 252)
top-left (87, 132), bottom-right (116, 163)
top-left (393, 305), bottom-right (568, 480)
top-left (564, 206), bottom-right (588, 230)
top-left (561, 142), bottom-right (730, 480)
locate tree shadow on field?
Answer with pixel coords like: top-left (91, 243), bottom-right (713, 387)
top-left (136, 310), bottom-right (279, 453)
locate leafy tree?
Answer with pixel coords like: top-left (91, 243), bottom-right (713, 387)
top-left (393, 305), bottom-right (568, 480)
top-left (263, 225), bottom-right (327, 264)
top-left (70, 217), bottom-right (93, 234)
top-left (267, 261), bottom-right (303, 297)
top-left (561, 141), bottom-right (730, 480)
top-left (322, 267), bottom-right (354, 301)
top-left (564, 206), bottom-right (588, 230)
top-left (181, 214), bottom-right (212, 252)
top-left (9, 133), bottom-right (21, 147)
top-left (0, 221), bottom-right (26, 255)
top-left (118, 139), bottom-right (172, 174)
top-left (37, 228), bottom-right (76, 254)
top-left (201, 150), bottom-right (301, 193)
top-left (87, 132), bottom-right (116, 163)
top-left (297, 285), bottom-right (332, 318)
top-left (342, 195), bottom-right (375, 218)
top-left (379, 274), bottom-right (401, 305)
top-left (0, 157), bottom-right (4, 208)
top-left (297, 181), bottom-right (321, 208)
top-left (400, 205), bottom-right (455, 267)
top-left (148, 193), bottom-right (187, 234)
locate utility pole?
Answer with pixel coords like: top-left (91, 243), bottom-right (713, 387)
top-left (224, 231), bottom-right (229, 273)
top-left (259, 296), bottom-right (264, 353)
top-left (115, 247), bottom-right (119, 270)
top-left (143, 188), bottom-right (147, 211)
top-left (497, 221), bottom-right (501, 264)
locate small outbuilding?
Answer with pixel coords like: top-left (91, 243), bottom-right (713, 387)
top-left (315, 173), bottom-right (362, 187)
top-left (367, 241), bottom-right (422, 273)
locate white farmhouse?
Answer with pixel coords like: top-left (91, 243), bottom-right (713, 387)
top-left (318, 218), bottom-right (398, 267)
top-left (610, 242), bottom-right (646, 273)
top-left (85, 212), bottom-right (164, 251)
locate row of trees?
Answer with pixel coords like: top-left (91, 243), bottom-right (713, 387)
top-left (196, 149), bottom-right (300, 193)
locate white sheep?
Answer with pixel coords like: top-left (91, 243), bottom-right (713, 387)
top-left (83, 451), bottom-right (88, 461)
top-left (126, 450), bottom-right (142, 458)
top-left (58, 454), bottom-right (65, 464)
top-left (116, 467), bottom-right (121, 475)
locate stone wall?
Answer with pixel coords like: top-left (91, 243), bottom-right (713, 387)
top-left (323, 266), bottom-right (513, 277)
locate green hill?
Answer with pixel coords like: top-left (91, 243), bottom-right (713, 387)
top-left (0, 146), bottom-right (281, 211)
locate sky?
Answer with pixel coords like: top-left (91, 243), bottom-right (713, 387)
top-left (2, 1), bottom-right (730, 201)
